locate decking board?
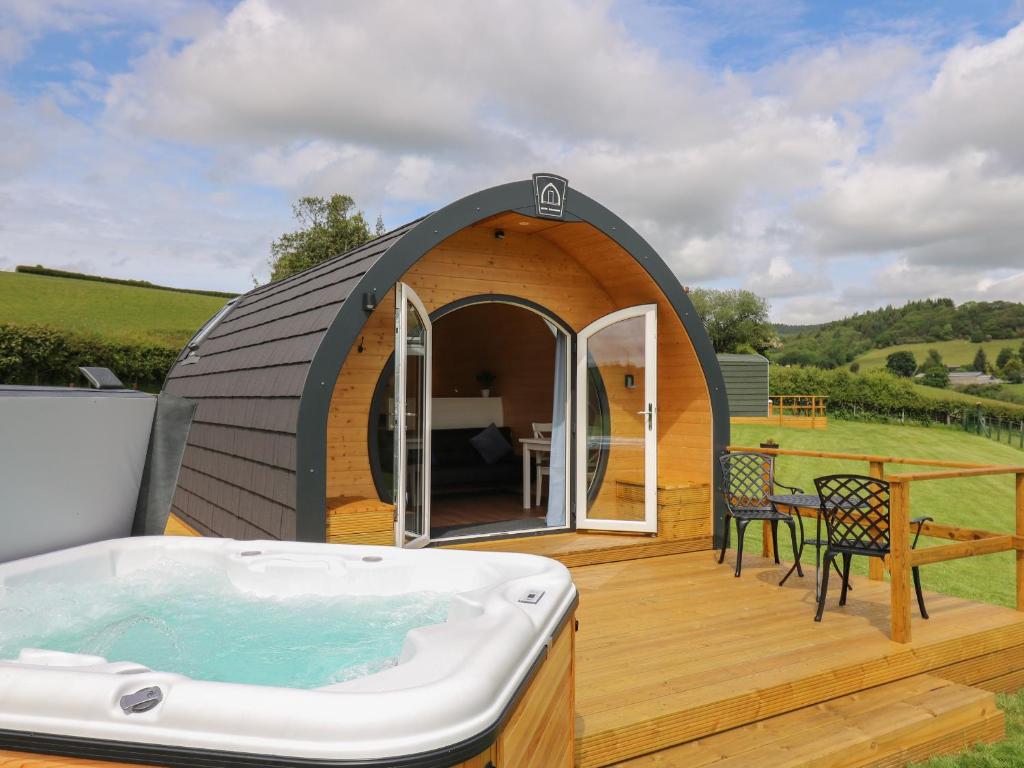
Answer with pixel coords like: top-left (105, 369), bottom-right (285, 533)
top-left (612, 674), bottom-right (1002, 767)
top-left (565, 551), bottom-right (1024, 767)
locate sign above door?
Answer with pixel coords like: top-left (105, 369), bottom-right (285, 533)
top-left (532, 173), bottom-right (568, 219)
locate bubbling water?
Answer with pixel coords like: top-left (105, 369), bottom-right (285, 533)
top-left (0, 562), bottom-right (451, 689)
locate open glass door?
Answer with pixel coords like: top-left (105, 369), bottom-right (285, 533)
top-left (394, 283), bottom-right (431, 548)
top-left (575, 305), bottom-right (657, 533)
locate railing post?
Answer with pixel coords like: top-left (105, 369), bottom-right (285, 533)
top-left (889, 479), bottom-right (912, 643)
top-left (868, 461), bottom-right (886, 582)
top-left (1017, 472), bottom-right (1024, 612)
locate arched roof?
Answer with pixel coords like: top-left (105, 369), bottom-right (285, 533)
top-left (164, 178), bottom-right (728, 542)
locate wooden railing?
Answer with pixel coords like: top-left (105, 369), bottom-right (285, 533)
top-left (769, 395), bottom-right (828, 420)
top-left (727, 445), bottom-right (1024, 643)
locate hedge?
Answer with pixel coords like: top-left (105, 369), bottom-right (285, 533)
top-left (0, 323), bottom-right (178, 391)
top-left (770, 365), bottom-right (1024, 423)
top-left (15, 265), bottom-right (237, 299)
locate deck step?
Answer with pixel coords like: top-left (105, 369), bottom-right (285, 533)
top-left (611, 674), bottom-right (1003, 767)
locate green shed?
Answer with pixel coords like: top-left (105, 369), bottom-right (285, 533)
top-left (716, 353), bottom-right (769, 417)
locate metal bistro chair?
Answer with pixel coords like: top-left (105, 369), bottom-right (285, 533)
top-left (718, 452), bottom-right (803, 578)
top-left (813, 474), bottom-right (932, 623)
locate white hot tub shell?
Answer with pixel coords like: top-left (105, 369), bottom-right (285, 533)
top-left (0, 537), bottom-right (577, 767)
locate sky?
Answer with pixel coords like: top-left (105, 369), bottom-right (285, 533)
top-left (0, 0), bottom-right (1022, 323)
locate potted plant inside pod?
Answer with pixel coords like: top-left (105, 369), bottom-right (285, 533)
top-left (476, 370), bottom-right (496, 397)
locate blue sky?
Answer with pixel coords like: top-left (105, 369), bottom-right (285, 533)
top-left (1, 0), bottom-right (1022, 321)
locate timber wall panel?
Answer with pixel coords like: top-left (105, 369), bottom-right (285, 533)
top-left (432, 302), bottom-right (556, 447)
top-left (326, 220), bottom-right (714, 543)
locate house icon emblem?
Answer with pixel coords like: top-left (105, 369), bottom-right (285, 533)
top-left (532, 173), bottom-right (568, 219)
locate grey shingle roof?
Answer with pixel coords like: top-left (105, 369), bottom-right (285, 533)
top-left (163, 220), bottom-right (422, 539)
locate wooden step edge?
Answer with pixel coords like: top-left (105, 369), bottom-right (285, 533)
top-left (606, 677), bottom-right (1000, 768)
top-left (557, 537), bottom-right (712, 568)
top-left (575, 621), bottom-right (1024, 768)
top-left (864, 711), bottom-right (1004, 768)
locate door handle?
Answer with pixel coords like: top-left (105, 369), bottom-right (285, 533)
top-left (636, 405), bottom-right (654, 430)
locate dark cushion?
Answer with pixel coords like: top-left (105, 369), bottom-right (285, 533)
top-left (431, 427), bottom-right (513, 468)
top-left (469, 423), bottom-right (513, 464)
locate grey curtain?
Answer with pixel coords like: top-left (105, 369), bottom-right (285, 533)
top-left (546, 330), bottom-right (568, 527)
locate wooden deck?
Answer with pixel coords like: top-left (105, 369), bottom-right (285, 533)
top-left (574, 551), bottom-right (1024, 765)
top-left (730, 414), bottom-right (828, 429)
top-left (451, 537), bottom-right (1024, 766)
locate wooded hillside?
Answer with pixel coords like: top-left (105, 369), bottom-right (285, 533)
top-left (774, 299), bottom-right (1024, 368)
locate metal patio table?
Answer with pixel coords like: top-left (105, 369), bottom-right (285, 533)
top-left (768, 492), bottom-right (848, 599)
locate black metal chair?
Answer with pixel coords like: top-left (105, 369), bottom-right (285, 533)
top-left (718, 452), bottom-right (804, 577)
top-left (813, 474), bottom-right (932, 623)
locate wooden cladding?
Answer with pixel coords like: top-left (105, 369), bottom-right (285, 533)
top-left (449, 615), bottom-right (575, 767)
top-left (325, 219), bottom-right (715, 543)
top-left (326, 496), bottom-right (394, 546)
top-left (614, 481), bottom-right (711, 539)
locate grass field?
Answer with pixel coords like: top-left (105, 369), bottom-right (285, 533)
top-left (855, 338), bottom-right (1022, 372)
top-left (731, 420), bottom-right (1024, 767)
top-left (0, 271), bottom-right (228, 346)
top-left (914, 381), bottom-right (1024, 415)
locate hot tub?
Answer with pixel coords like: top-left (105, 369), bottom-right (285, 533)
top-left (0, 537), bottom-right (577, 767)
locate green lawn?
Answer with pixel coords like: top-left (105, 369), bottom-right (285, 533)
top-left (0, 271), bottom-right (227, 346)
top-left (855, 338), bottom-right (1022, 372)
top-left (1001, 383), bottom-right (1024, 403)
top-left (731, 420), bottom-right (1024, 767)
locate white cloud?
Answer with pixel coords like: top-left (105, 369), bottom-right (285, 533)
top-left (889, 23), bottom-right (1024, 168)
top-left (99, 0), bottom-right (870, 293)
top-left (0, 27), bottom-right (28, 65)
top-left (0, 87), bottom-right (286, 290)
top-left (760, 37), bottom-right (927, 115)
top-left (3, 0), bottom-right (1024, 319)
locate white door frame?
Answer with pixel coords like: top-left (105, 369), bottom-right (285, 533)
top-left (394, 282), bottom-right (432, 548)
top-left (575, 304), bottom-right (658, 533)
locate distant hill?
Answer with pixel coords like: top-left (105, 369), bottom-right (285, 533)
top-left (773, 298), bottom-right (1024, 369)
top-left (774, 323), bottom-right (822, 336)
top-left (854, 338), bottom-right (1024, 372)
top-left (0, 269), bottom-right (229, 347)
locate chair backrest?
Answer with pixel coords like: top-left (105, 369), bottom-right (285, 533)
top-left (813, 474), bottom-right (890, 553)
top-left (719, 452), bottom-right (774, 512)
top-left (532, 422), bottom-right (553, 439)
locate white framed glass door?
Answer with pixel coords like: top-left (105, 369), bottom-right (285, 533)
top-left (394, 283), bottom-right (432, 548)
top-left (575, 305), bottom-right (657, 533)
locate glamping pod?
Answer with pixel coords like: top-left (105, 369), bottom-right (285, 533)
top-left (164, 175), bottom-right (729, 550)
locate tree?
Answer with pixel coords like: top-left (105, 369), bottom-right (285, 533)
top-left (921, 363), bottom-right (950, 388)
top-left (849, 361), bottom-right (860, 373)
top-left (885, 350), bottom-right (917, 378)
top-left (972, 347), bottom-right (989, 373)
top-left (1004, 357), bottom-right (1024, 384)
top-left (925, 348), bottom-right (944, 368)
top-left (996, 347), bottom-right (1016, 370)
top-left (269, 195), bottom-right (374, 281)
top-left (688, 288), bottom-right (777, 354)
